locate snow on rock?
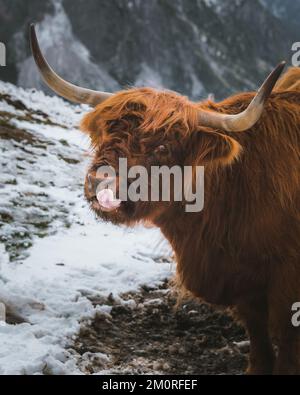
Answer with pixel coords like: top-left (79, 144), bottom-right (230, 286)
top-left (19, 0), bottom-right (119, 95)
top-left (0, 82), bottom-right (173, 374)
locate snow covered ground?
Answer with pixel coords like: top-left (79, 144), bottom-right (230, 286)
top-left (0, 82), bottom-right (173, 375)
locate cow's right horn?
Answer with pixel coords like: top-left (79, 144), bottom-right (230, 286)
top-left (197, 62), bottom-right (286, 132)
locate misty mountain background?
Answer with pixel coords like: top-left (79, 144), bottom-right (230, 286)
top-left (0, 0), bottom-right (299, 100)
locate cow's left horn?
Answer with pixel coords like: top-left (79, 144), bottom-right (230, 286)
top-left (198, 62), bottom-right (286, 132)
top-left (30, 24), bottom-right (112, 106)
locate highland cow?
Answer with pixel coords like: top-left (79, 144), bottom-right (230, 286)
top-left (30, 24), bottom-right (300, 375)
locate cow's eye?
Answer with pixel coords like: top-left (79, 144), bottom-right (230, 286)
top-left (154, 145), bottom-right (168, 154)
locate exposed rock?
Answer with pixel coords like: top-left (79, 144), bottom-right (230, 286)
top-left (0, 0), bottom-right (297, 99)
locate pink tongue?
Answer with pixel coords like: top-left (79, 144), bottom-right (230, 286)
top-left (97, 189), bottom-right (121, 211)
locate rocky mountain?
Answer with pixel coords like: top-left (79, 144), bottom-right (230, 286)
top-left (261, 0), bottom-right (300, 38)
top-left (0, 0), bottom-right (298, 99)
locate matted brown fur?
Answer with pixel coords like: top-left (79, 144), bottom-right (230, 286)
top-left (276, 66), bottom-right (300, 92)
top-left (82, 68), bottom-right (300, 375)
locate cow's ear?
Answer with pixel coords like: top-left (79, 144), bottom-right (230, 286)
top-left (80, 111), bottom-right (98, 135)
top-left (192, 130), bottom-right (242, 166)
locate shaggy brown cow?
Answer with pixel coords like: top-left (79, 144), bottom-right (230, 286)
top-left (30, 25), bottom-right (300, 375)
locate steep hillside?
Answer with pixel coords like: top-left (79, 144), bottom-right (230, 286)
top-left (0, 0), bottom-right (297, 99)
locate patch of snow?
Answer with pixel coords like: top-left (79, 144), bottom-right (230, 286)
top-left (0, 80), bottom-right (87, 130)
top-left (0, 215), bottom-right (171, 375)
top-left (135, 64), bottom-right (164, 90)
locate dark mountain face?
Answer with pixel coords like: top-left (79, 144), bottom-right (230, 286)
top-left (0, 0), bottom-right (54, 82)
top-left (0, 0), bottom-right (298, 99)
top-left (261, 0), bottom-right (300, 38)
top-left (63, 0), bottom-right (292, 98)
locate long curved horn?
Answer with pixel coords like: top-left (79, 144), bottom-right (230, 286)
top-left (29, 24), bottom-right (112, 106)
top-left (198, 62), bottom-right (286, 132)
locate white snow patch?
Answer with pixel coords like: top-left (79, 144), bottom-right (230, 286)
top-left (0, 214), bottom-right (172, 375)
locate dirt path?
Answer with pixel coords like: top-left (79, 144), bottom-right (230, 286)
top-left (74, 281), bottom-right (249, 375)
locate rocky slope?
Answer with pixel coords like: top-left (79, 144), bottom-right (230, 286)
top-left (0, 0), bottom-right (297, 99)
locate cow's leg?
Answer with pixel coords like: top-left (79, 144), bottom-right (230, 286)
top-left (273, 325), bottom-right (300, 375)
top-left (269, 264), bottom-right (300, 375)
top-left (237, 296), bottom-right (274, 375)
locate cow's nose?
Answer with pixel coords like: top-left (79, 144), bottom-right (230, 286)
top-left (87, 173), bottom-right (116, 198)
